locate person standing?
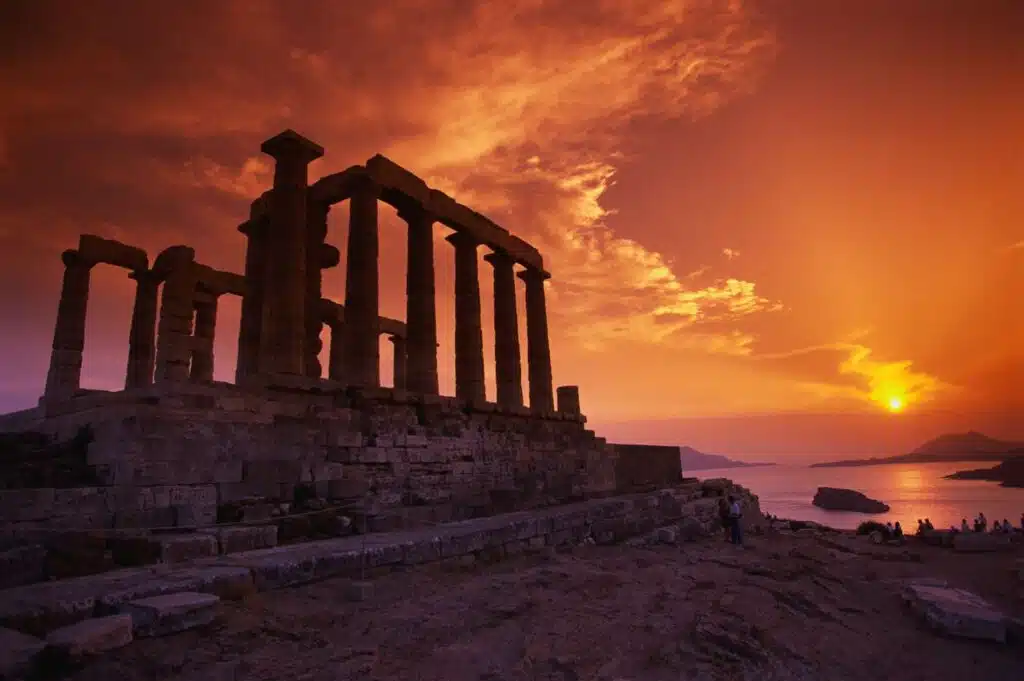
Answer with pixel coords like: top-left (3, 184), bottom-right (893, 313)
top-left (728, 495), bottom-right (743, 546)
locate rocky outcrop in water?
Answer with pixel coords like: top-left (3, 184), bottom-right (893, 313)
top-left (945, 454), bottom-right (1024, 488)
top-left (812, 487), bottom-right (890, 513)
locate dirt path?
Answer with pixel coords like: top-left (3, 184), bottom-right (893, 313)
top-left (64, 531), bottom-right (1024, 681)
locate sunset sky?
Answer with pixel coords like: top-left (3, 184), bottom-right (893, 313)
top-left (0, 1), bottom-right (1021, 458)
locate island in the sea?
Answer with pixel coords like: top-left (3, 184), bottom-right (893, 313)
top-left (944, 454), bottom-right (1024, 488)
top-left (810, 431), bottom-right (1023, 469)
top-left (680, 446), bottom-right (775, 472)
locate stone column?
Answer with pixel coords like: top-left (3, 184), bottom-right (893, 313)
top-left (125, 269), bottom-right (160, 389)
top-left (305, 200), bottom-right (336, 378)
top-left (342, 176), bottom-right (381, 388)
top-left (190, 295), bottom-right (218, 382)
top-left (518, 267), bottom-right (554, 412)
top-left (483, 249), bottom-right (523, 408)
top-left (402, 205), bottom-right (439, 395)
top-left (446, 231), bottom-right (485, 403)
top-left (556, 385), bottom-right (580, 414)
top-left (236, 217), bottom-right (267, 383)
top-left (326, 318), bottom-right (346, 382)
top-left (44, 249), bottom-right (93, 398)
top-left (258, 130), bottom-right (324, 376)
top-left (389, 335), bottom-right (408, 390)
top-left (154, 247), bottom-right (197, 383)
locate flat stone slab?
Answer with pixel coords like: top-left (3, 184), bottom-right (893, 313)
top-left (121, 591), bottom-right (220, 637)
top-left (46, 613), bottom-right (133, 657)
top-left (952, 532), bottom-right (1012, 553)
top-left (903, 582), bottom-right (1008, 643)
top-left (0, 626), bottom-right (46, 678)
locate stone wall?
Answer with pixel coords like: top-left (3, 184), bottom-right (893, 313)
top-left (0, 381), bottom-right (617, 532)
top-left (613, 443), bottom-right (683, 490)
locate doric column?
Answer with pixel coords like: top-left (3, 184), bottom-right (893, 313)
top-left (190, 295), bottom-right (218, 382)
top-left (518, 267), bottom-right (554, 412)
top-left (326, 318), bottom-right (346, 382)
top-left (125, 269), bottom-right (160, 389)
top-left (446, 231), bottom-right (485, 403)
top-left (342, 175), bottom-right (381, 388)
top-left (236, 217), bottom-right (267, 383)
top-left (401, 205), bottom-right (439, 394)
top-left (258, 130), bottom-right (324, 376)
top-left (483, 249), bottom-right (523, 408)
top-left (389, 335), bottom-right (408, 390)
top-left (44, 249), bottom-right (93, 398)
top-left (154, 247), bottom-right (197, 383)
top-left (556, 385), bottom-right (580, 415)
top-left (304, 200), bottom-right (334, 378)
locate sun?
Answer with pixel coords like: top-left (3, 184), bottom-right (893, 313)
top-left (887, 396), bottom-right (905, 413)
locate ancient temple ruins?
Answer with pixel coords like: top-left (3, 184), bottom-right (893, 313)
top-left (0, 129), bottom-right (657, 535)
top-left (42, 129), bottom-right (569, 415)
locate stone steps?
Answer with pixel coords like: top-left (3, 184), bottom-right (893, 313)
top-left (0, 482), bottom-right (723, 638)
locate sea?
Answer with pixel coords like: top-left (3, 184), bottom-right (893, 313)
top-left (697, 461), bottom-right (1024, 531)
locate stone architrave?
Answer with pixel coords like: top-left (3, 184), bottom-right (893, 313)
top-left (483, 249), bottom-right (523, 408)
top-left (154, 248), bottom-right (198, 383)
top-left (236, 217), bottom-right (267, 382)
top-left (518, 267), bottom-right (554, 412)
top-left (446, 231), bottom-right (486, 403)
top-left (125, 269), bottom-right (160, 389)
top-left (190, 295), bottom-right (218, 382)
top-left (402, 205), bottom-right (439, 395)
top-left (44, 249), bottom-right (93, 398)
top-left (389, 335), bottom-right (408, 390)
top-left (258, 130), bottom-right (324, 377)
top-left (342, 176), bottom-right (381, 388)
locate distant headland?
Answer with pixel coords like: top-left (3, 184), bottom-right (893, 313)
top-left (810, 431), bottom-right (1024, 469)
top-left (679, 446), bottom-right (775, 472)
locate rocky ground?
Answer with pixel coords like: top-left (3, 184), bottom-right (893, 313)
top-left (48, 525), bottom-right (1023, 681)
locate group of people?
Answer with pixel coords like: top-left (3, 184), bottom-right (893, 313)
top-left (951, 512), bottom-right (1024, 534)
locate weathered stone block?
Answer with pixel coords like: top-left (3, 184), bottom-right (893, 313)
top-left (46, 614), bottom-right (133, 657)
top-left (121, 592), bottom-right (220, 637)
top-left (159, 534), bottom-right (218, 563)
top-left (0, 627), bottom-right (45, 678)
top-left (243, 460), bottom-right (305, 484)
top-left (344, 580), bottom-right (373, 602)
top-left (0, 543), bottom-right (47, 589)
top-left (202, 526), bottom-right (278, 554)
top-left (0, 489), bottom-right (56, 522)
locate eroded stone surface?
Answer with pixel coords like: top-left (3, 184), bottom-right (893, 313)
top-left (46, 614), bottom-right (133, 657)
top-left (0, 626), bottom-right (45, 678)
top-left (903, 582), bottom-right (1008, 643)
top-left (120, 592), bottom-right (220, 637)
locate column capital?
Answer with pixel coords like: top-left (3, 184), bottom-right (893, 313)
top-left (517, 266), bottom-right (551, 283)
top-left (387, 334), bottom-right (406, 344)
top-left (320, 243), bottom-right (341, 269)
top-left (260, 129), bottom-right (324, 163)
top-left (61, 249), bottom-right (93, 268)
top-left (397, 202), bottom-right (434, 225)
top-left (483, 248), bottom-right (515, 267)
top-left (445, 230), bottom-right (479, 248)
top-left (128, 268), bottom-right (162, 285)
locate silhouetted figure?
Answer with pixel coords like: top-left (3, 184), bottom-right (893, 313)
top-left (978, 512), bottom-right (987, 532)
top-left (718, 497), bottom-right (731, 541)
top-left (1002, 518), bottom-right (1011, 534)
top-left (993, 520), bottom-right (1003, 533)
top-left (961, 518), bottom-right (970, 533)
top-left (893, 521), bottom-right (904, 543)
top-left (923, 518), bottom-right (934, 531)
top-left (1020, 513), bottom-right (1024, 531)
top-left (916, 519), bottom-right (925, 535)
top-left (728, 495), bottom-right (743, 545)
